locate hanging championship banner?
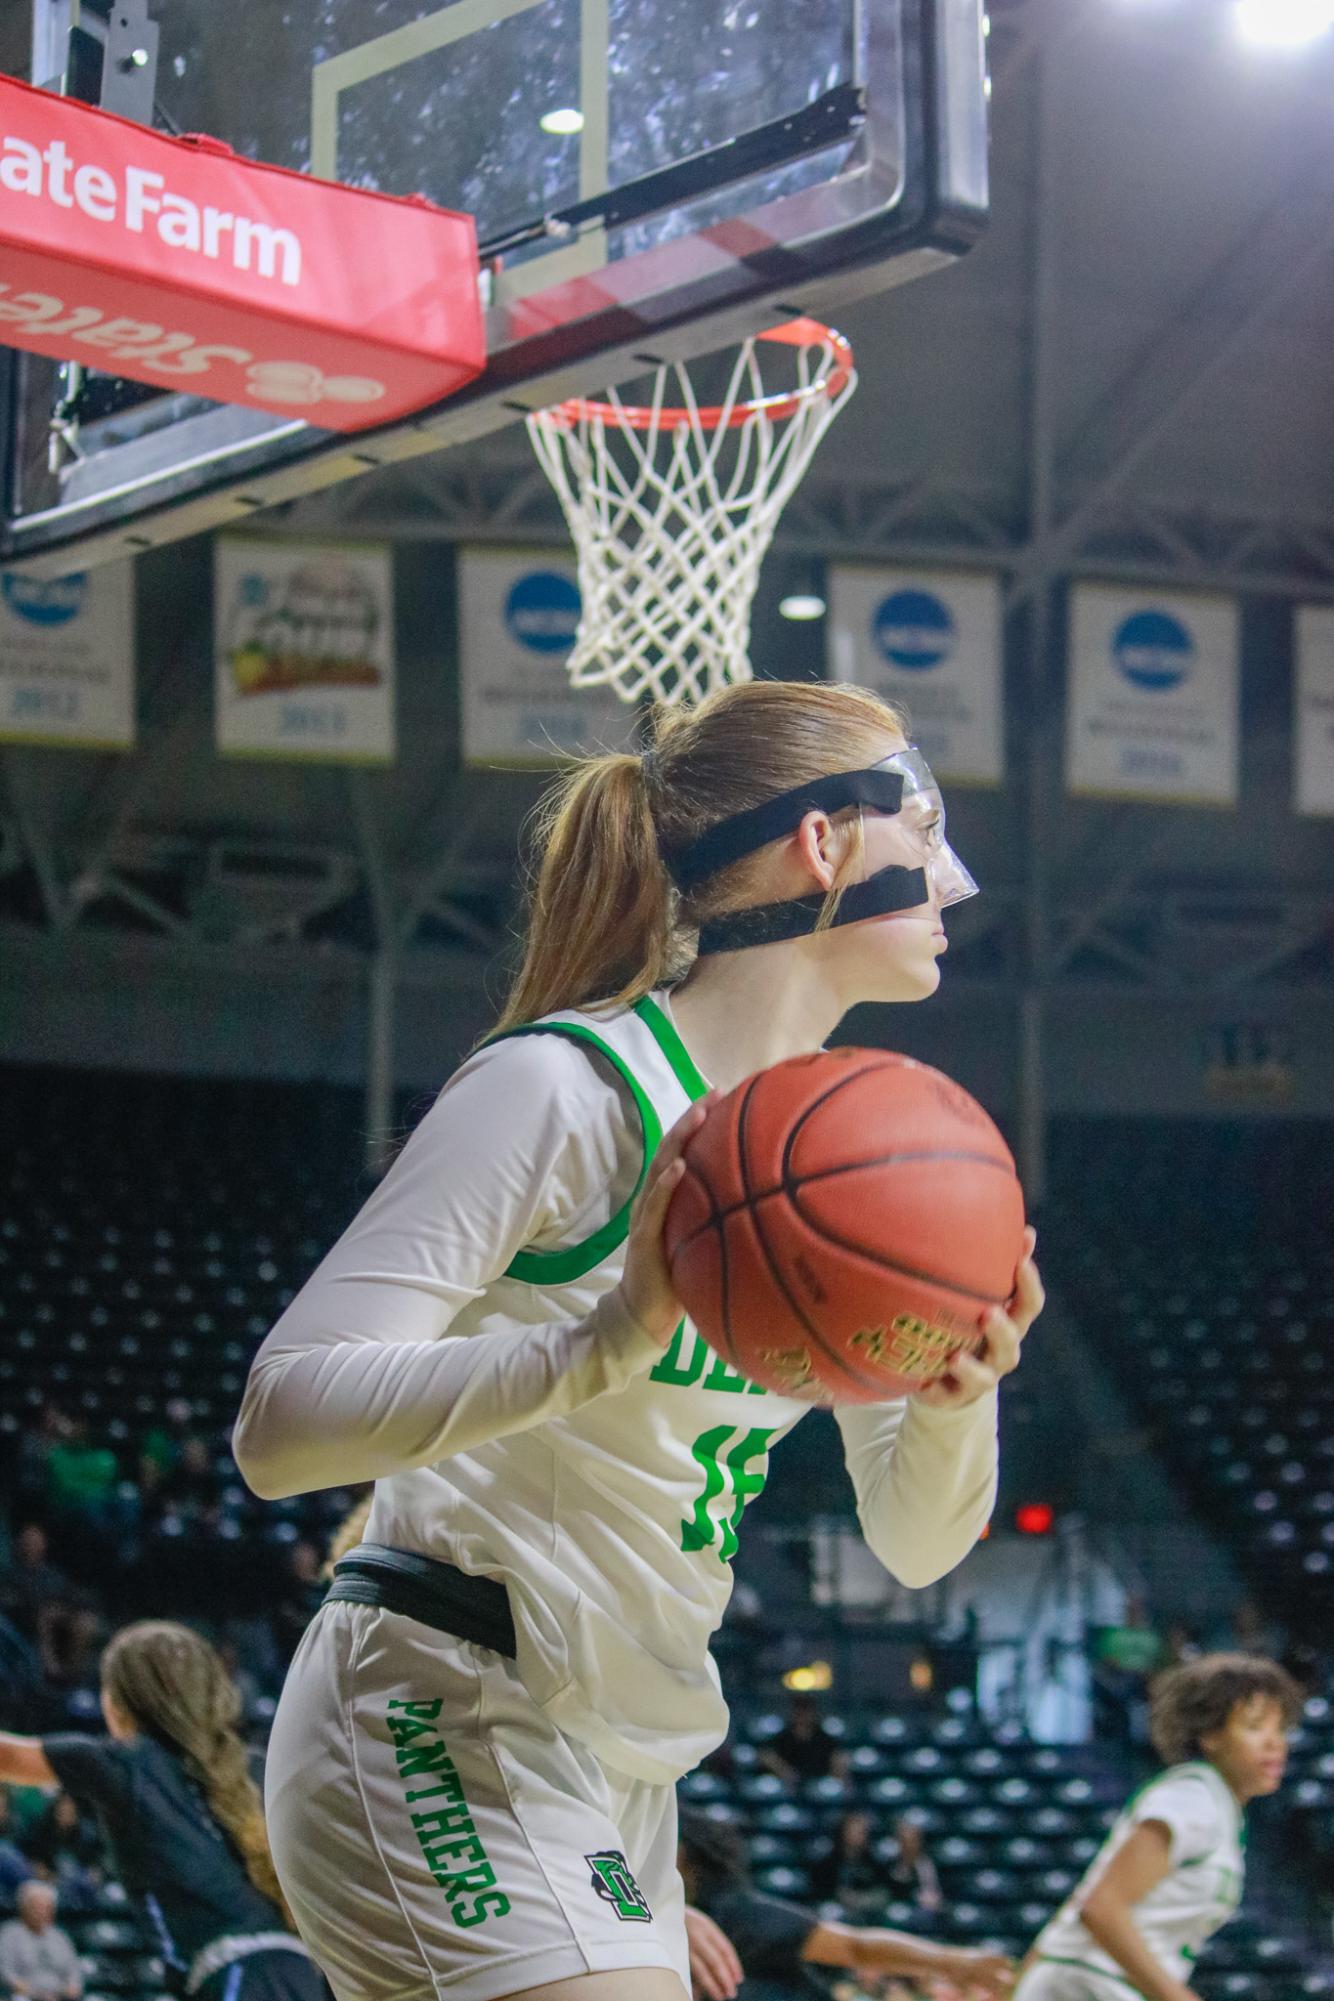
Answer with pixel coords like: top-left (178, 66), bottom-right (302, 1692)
top-left (214, 538), bottom-right (395, 762)
top-left (828, 566), bottom-right (1003, 783)
top-left (458, 548), bottom-right (639, 766)
top-left (1066, 584), bottom-right (1239, 804)
top-left (1294, 607), bottom-right (1334, 817)
top-left (0, 565), bottom-right (134, 748)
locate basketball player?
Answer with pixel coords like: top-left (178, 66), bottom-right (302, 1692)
top-left (0, 1622), bottom-right (324, 2001)
top-left (1014, 1654), bottom-right (1299, 2001)
top-left (233, 681), bottom-right (1044, 2001)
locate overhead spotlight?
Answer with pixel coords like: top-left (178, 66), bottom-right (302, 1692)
top-left (539, 107), bottom-right (585, 135)
top-left (779, 562), bottom-right (827, 621)
top-left (1234, 0), bottom-right (1334, 46)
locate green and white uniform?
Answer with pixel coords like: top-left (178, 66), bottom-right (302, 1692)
top-left (1017, 1762), bottom-right (1245, 2001)
top-left (240, 993), bottom-right (999, 2001)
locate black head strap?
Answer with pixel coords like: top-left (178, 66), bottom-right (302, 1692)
top-left (663, 767), bottom-right (906, 894)
top-left (696, 860), bottom-right (930, 956)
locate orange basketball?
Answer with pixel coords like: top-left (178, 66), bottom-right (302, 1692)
top-left (663, 1048), bottom-right (1026, 1404)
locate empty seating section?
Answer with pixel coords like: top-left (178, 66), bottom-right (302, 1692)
top-left (1046, 1119), bottom-right (1334, 1626)
top-left (0, 1063), bottom-right (369, 1537)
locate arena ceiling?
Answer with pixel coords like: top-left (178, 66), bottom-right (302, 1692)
top-left (2, 0), bottom-right (1333, 1103)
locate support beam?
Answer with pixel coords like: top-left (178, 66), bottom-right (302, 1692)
top-left (1008, 158), bottom-right (1334, 611)
top-left (1014, 37), bottom-right (1061, 1206)
top-left (347, 770), bottom-right (398, 1175)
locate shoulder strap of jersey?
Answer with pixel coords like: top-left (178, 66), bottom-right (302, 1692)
top-left (490, 994), bottom-right (708, 1284)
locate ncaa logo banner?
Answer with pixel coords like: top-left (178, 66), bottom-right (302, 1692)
top-left (0, 564), bottom-right (134, 748)
top-left (1293, 608), bottom-right (1334, 817)
top-left (1065, 584), bottom-right (1239, 804)
top-left (828, 567), bottom-right (1003, 783)
top-left (214, 538), bottom-right (395, 763)
top-left (457, 548), bottom-right (638, 767)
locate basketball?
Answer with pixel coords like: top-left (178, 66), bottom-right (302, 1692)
top-left (663, 1049), bottom-right (1027, 1405)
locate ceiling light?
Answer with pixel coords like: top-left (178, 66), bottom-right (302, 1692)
top-left (1234, 0), bottom-right (1334, 46)
top-left (540, 107), bottom-right (585, 135)
top-left (779, 591), bottom-right (826, 621)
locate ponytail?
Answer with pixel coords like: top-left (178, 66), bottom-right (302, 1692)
top-left (100, 1622), bottom-right (294, 1927)
top-left (494, 753), bottom-right (675, 1032)
top-left (494, 680), bottom-right (909, 1031)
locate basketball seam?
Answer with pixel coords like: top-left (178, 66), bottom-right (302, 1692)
top-left (781, 1059), bottom-right (1009, 1184)
top-left (780, 1062), bottom-right (892, 1182)
top-left (738, 1072), bottom-right (890, 1399)
top-left (670, 1149), bottom-right (1016, 1261)
top-left (783, 1190), bottom-right (1009, 1307)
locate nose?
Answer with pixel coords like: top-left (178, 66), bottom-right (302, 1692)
top-left (929, 842), bottom-right (979, 908)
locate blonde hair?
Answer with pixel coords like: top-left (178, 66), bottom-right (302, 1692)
top-left (496, 680), bottom-right (908, 1032)
top-left (324, 1496), bottom-right (372, 1577)
top-left (101, 1621), bottom-right (293, 1925)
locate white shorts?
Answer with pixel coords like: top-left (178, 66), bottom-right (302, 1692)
top-left (265, 1601), bottom-right (689, 2001)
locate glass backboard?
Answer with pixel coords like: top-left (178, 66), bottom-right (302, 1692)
top-left (2, 0), bottom-right (987, 568)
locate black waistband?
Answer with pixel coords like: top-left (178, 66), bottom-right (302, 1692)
top-left (325, 1543), bottom-right (516, 1659)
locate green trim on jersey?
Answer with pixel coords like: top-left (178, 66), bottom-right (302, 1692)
top-left (633, 993), bottom-right (711, 1100)
top-left (494, 995), bottom-right (708, 1285)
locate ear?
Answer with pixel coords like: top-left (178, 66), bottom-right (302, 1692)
top-left (792, 810), bottom-right (842, 891)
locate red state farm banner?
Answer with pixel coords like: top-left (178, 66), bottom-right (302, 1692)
top-left (0, 71), bottom-right (484, 433)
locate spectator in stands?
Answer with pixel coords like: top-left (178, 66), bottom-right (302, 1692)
top-left (884, 1816), bottom-right (942, 1917)
top-left (1160, 1623), bottom-right (1202, 1672)
top-left (1014, 1653), bottom-right (1301, 2001)
top-left (810, 1810), bottom-right (889, 1919)
top-left (1092, 1594), bottom-right (1164, 1747)
top-left (0, 1880), bottom-right (82, 2001)
top-left (42, 1420), bottom-right (117, 1526)
top-left (1225, 1599), bottom-right (1282, 1659)
top-left (24, 1795), bottom-right (103, 1907)
top-left (215, 1642), bottom-right (263, 1729)
top-left (14, 1409), bottom-right (72, 1515)
top-left (0, 1530), bottom-right (70, 1667)
top-left (759, 1693), bottom-right (850, 1789)
top-left (271, 1542), bottom-right (325, 1666)
top-left (159, 1437), bottom-right (221, 1518)
top-left (0, 1621), bottom-right (324, 2001)
top-left (37, 1608), bottom-right (104, 1705)
top-left (141, 1399), bottom-right (200, 1478)
top-left (677, 1807), bottom-right (1011, 1999)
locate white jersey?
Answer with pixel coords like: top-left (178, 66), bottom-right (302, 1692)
top-left (1034, 1761), bottom-right (1244, 1990)
top-left (235, 991), bottom-right (999, 1785)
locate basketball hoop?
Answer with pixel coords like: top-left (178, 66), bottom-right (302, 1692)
top-left (526, 318), bottom-right (856, 708)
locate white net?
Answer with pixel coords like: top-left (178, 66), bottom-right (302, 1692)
top-left (526, 321), bottom-right (857, 707)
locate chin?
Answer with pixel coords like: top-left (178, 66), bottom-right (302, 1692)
top-left (862, 961), bottom-right (942, 1005)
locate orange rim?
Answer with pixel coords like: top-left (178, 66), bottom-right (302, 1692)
top-left (545, 318), bottom-right (855, 432)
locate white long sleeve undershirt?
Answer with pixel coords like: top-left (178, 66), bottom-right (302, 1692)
top-left (233, 1025), bottom-right (997, 1589)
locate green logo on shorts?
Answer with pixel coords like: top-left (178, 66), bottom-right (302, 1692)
top-left (386, 1699), bottom-right (511, 1929)
top-left (586, 1849), bottom-right (652, 1923)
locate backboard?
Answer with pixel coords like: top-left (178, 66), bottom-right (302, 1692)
top-left (3, 0), bottom-right (988, 570)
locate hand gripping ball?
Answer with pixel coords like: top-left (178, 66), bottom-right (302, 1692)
top-left (663, 1048), bottom-right (1027, 1404)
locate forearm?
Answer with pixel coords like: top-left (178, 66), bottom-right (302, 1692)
top-left (850, 1928), bottom-right (970, 1981)
top-left (233, 1289), bottom-right (659, 1499)
top-left (0, 1732), bottom-right (57, 1788)
top-left (1080, 1899), bottom-right (1196, 2001)
top-left (839, 1392), bottom-right (998, 1587)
